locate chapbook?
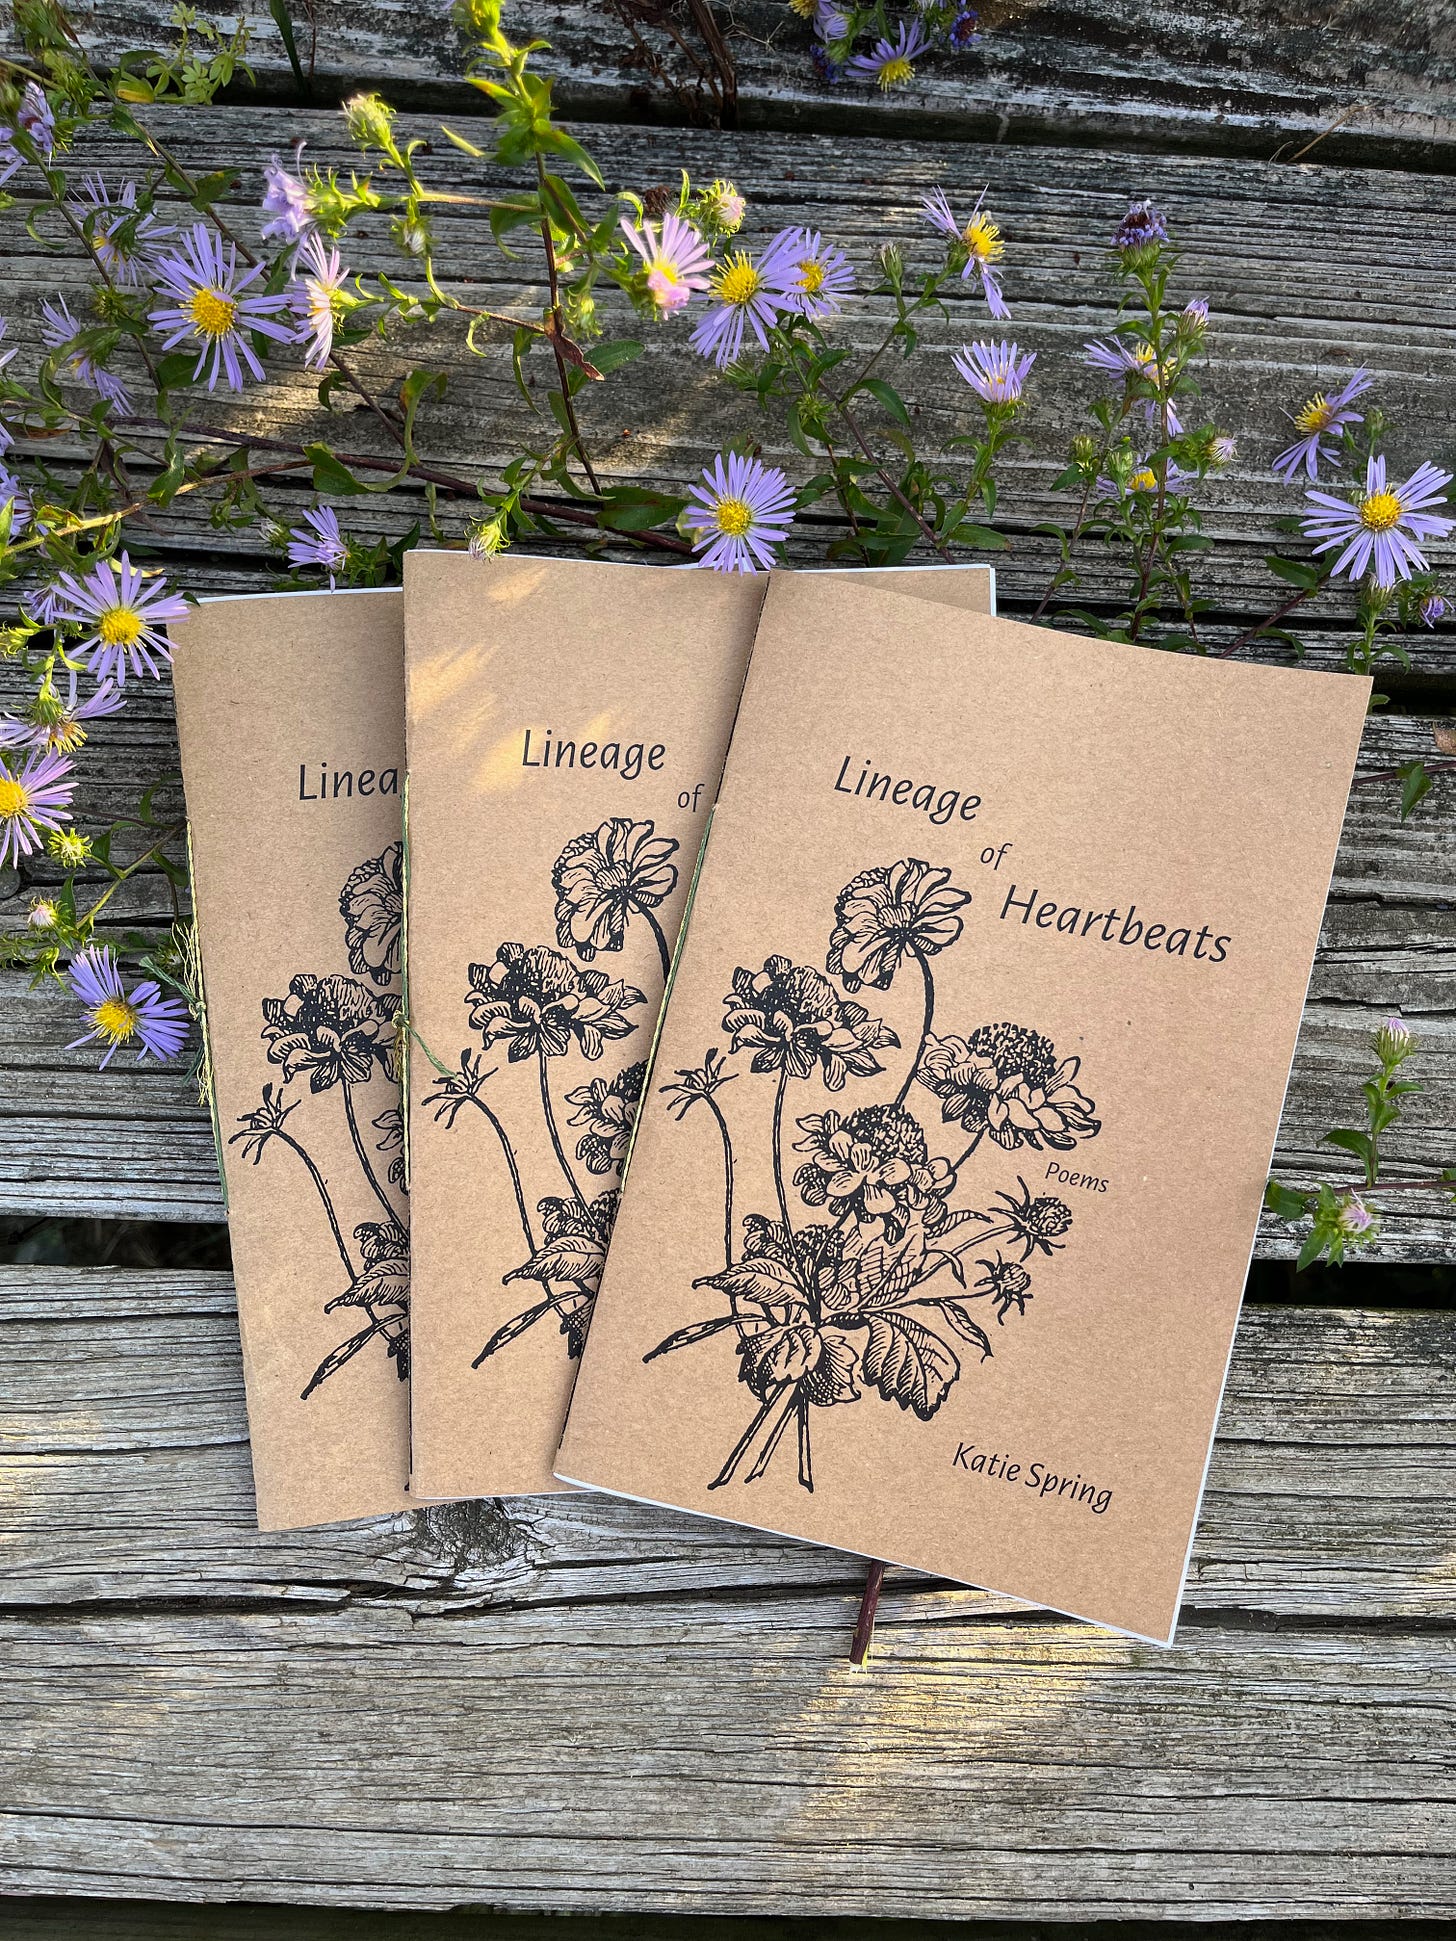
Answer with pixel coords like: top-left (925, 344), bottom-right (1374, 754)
top-left (404, 553), bottom-right (995, 1502)
top-left (172, 590), bottom-right (411, 1530)
top-left (556, 575), bottom-right (1370, 1642)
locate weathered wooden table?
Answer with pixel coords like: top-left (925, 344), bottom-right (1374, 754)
top-left (2, 1), bottom-right (1454, 1917)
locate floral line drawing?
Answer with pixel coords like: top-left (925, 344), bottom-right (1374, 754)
top-left (644, 855), bottom-right (1103, 1492)
top-left (230, 840), bottom-right (409, 1399)
top-left (426, 815), bottom-right (676, 1367)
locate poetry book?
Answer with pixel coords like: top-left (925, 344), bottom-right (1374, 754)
top-left (404, 553), bottom-right (994, 1501)
top-left (556, 574), bottom-right (1370, 1642)
top-left (172, 590), bottom-right (410, 1530)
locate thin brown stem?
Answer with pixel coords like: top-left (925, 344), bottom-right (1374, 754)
top-left (536, 155), bottom-right (601, 494)
top-left (849, 1561), bottom-right (887, 1667)
top-left (1215, 585), bottom-right (1316, 659)
top-left (833, 396), bottom-right (952, 562)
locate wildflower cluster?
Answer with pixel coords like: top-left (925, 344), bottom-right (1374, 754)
top-left (0, 0), bottom-right (1451, 1124)
top-left (788, 0), bottom-right (982, 90)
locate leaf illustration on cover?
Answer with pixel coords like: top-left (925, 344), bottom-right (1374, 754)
top-left (476, 1191), bottom-right (618, 1366)
top-left (858, 1312), bottom-right (960, 1419)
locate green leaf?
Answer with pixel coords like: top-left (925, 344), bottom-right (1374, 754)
top-left (596, 486), bottom-right (686, 533)
top-left (1398, 759), bottom-right (1434, 821)
top-left (944, 520), bottom-right (1007, 552)
top-left (304, 443), bottom-right (368, 496)
top-left (1323, 1127), bottom-right (1374, 1167)
top-left (588, 339), bottom-right (643, 377)
top-left (856, 377), bottom-right (912, 430)
top-left (1264, 1179), bottom-right (1311, 1220)
top-left (1265, 554), bottom-right (1322, 590)
top-left (266, 0), bottom-right (308, 94)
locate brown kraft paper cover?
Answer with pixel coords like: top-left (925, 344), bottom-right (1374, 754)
top-left (172, 589), bottom-right (410, 1530)
top-left (403, 553), bottom-right (994, 1501)
top-left (555, 573), bottom-right (1370, 1643)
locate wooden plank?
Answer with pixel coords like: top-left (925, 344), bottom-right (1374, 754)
top-left (3, 702), bottom-right (1451, 1248)
top-left (64, 1), bottom-right (1456, 168)
top-left (2, 1269), bottom-right (1453, 1622)
top-left (1, 1266), bottom-right (1452, 1916)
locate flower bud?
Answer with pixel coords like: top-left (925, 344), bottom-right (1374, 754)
top-left (27, 898), bottom-right (59, 930)
top-left (1071, 433), bottom-right (1098, 471)
top-left (391, 211), bottom-right (429, 258)
top-left (878, 242), bottom-right (904, 288)
top-left (467, 517), bottom-right (507, 560)
top-left (451, 0), bottom-right (502, 39)
top-left (1337, 1193), bottom-right (1378, 1240)
top-left (696, 178), bottom-right (746, 236)
top-left (1419, 592), bottom-right (1448, 628)
top-left (344, 92), bottom-right (395, 151)
top-left (1375, 1015), bottom-right (1413, 1064)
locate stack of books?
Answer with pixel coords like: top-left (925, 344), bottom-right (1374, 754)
top-left (171, 552), bottom-right (1367, 1645)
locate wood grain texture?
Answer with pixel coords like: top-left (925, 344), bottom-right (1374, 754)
top-left (1, 1266), bottom-right (1453, 1915)
top-left (64, 1), bottom-right (1456, 167)
top-left (2, 1269), bottom-right (1453, 1621)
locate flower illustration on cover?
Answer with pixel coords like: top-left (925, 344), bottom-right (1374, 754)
top-left (339, 839), bottom-right (403, 983)
top-left (645, 855), bottom-right (1105, 1492)
top-left (231, 844), bottom-right (410, 1399)
top-left (552, 817), bottom-right (680, 974)
top-left (427, 816), bottom-right (675, 1368)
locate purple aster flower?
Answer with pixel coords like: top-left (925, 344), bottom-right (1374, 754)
top-left (953, 338), bottom-right (1035, 406)
top-left (262, 151), bottom-right (314, 245)
top-left (17, 82), bottom-right (54, 158)
top-left (1337, 1193), bottom-right (1377, 1240)
top-left (689, 247), bottom-right (792, 368)
top-left (809, 41), bottom-right (844, 82)
top-left (1182, 297), bottom-right (1209, 328)
top-left (686, 451), bottom-right (796, 573)
top-left (0, 123), bottom-right (19, 188)
top-left (69, 175), bottom-right (173, 286)
top-left (1303, 453), bottom-right (1455, 588)
top-left (948, 6), bottom-right (980, 48)
top-left (288, 505), bottom-right (347, 584)
top-left (66, 945), bottom-right (189, 1068)
top-left (148, 222), bottom-right (296, 392)
top-left (0, 463), bottom-right (31, 537)
top-left (1083, 333), bottom-right (1182, 435)
top-left (620, 210), bottom-right (713, 315)
top-left (0, 676), bottom-right (125, 755)
top-left (0, 747), bottom-right (76, 867)
top-left (758, 226), bottom-right (855, 320)
top-left (920, 187), bottom-right (1009, 318)
top-left (1272, 368), bottom-right (1374, 483)
top-left (1113, 200), bottom-right (1168, 250)
top-left (48, 552), bottom-right (189, 685)
top-left (1420, 592), bottom-right (1448, 627)
top-left (39, 296), bottom-right (133, 416)
top-left (292, 233), bottom-right (346, 369)
top-left (849, 18), bottom-right (931, 88)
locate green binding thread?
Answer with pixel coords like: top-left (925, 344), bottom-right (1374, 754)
top-left (183, 822), bottom-right (229, 1217)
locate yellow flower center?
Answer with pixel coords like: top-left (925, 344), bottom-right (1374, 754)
top-left (714, 496), bottom-right (754, 538)
top-left (714, 256), bottom-right (762, 306)
top-left (796, 258), bottom-right (826, 295)
top-left (788, 0), bottom-right (817, 16)
top-left (1294, 394), bottom-right (1334, 435)
top-left (962, 213), bottom-right (1003, 262)
top-left (186, 286), bottom-right (238, 339)
top-left (44, 715), bottom-right (86, 754)
top-left (1131, 341), bottom-right (1158, 369)
top-left (98, 605), bottom-right (143, 648)
top-left (877, 54), bottom-right (915, 87)
top-left (652, 258), bottom-right (680, 286)
top-left (91, 995), bottom-right (139, 1045)
top-left (1129, 468), bottom-right (1158, 493)
top-left (1359, 488), bottom-right (1404, 533)
top-left (0, 776), bottom-right (30, 820)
